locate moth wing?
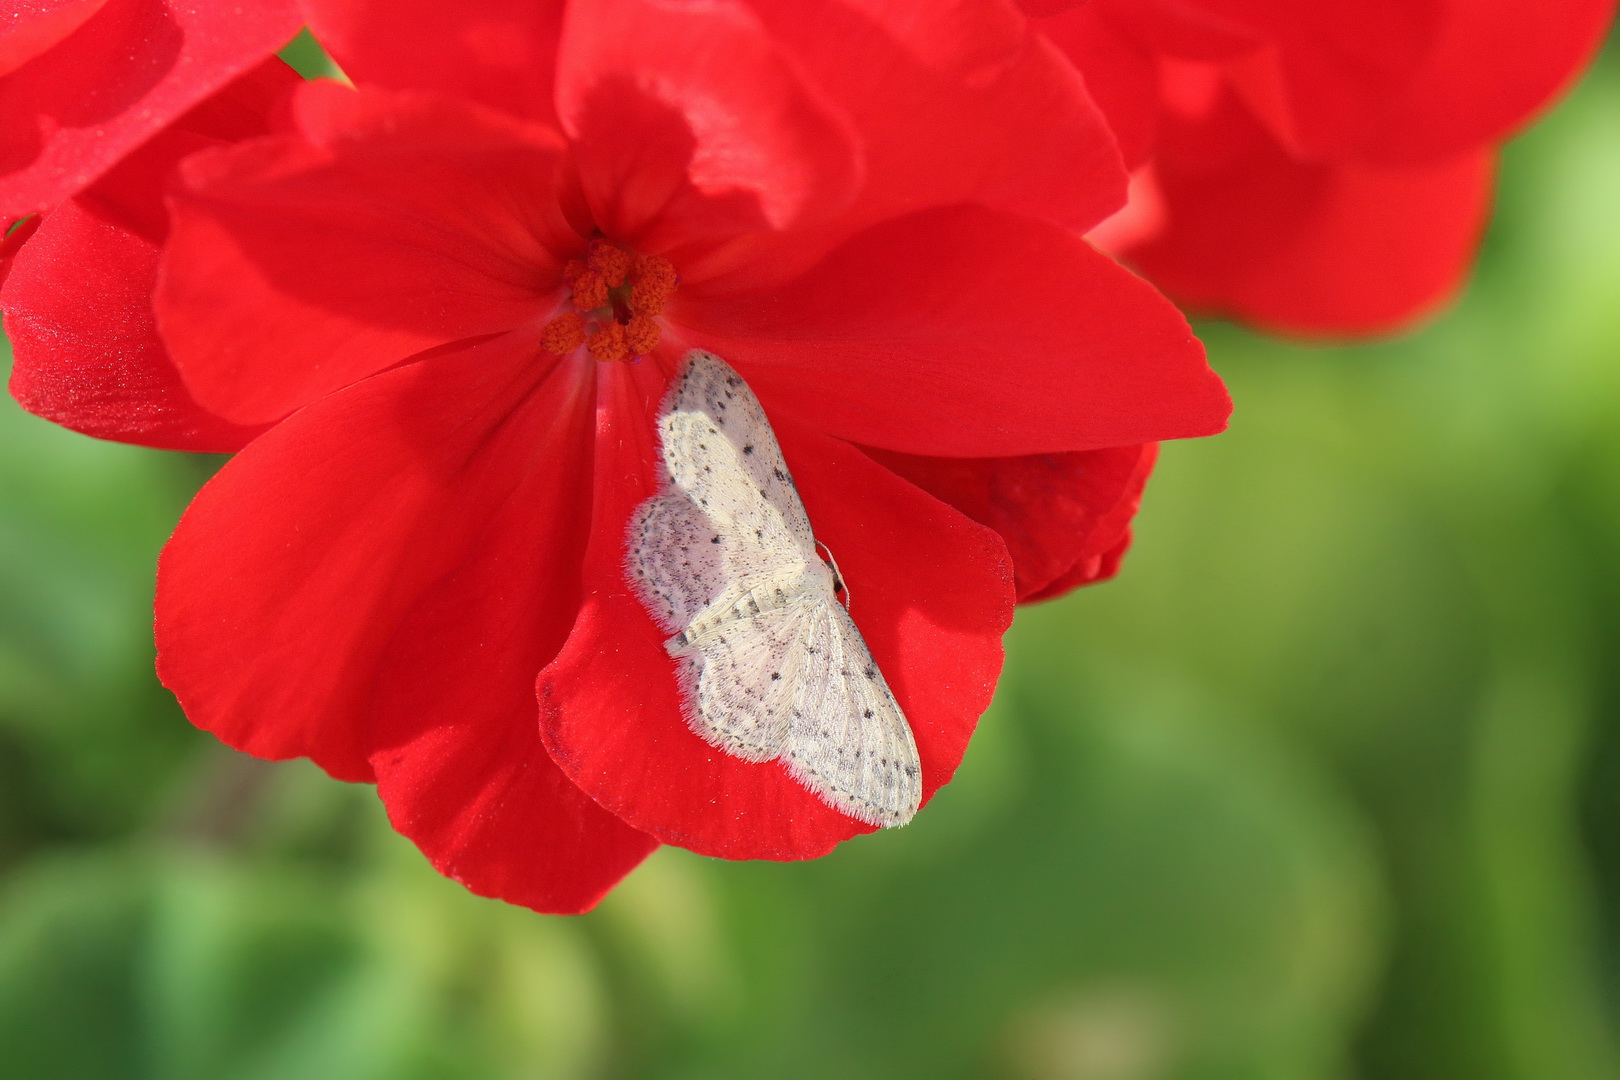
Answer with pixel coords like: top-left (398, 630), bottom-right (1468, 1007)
top-left (677, 604), bottom-right (805, 761)
top-left (627, 491), bottom-right (726, 634)
top-left (782, 602), bottom-right (923, 828)
top-left (661, 350), bottom-right (815, 555)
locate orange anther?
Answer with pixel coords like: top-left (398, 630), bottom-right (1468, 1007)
top-left (585, 239), bottom-right (632, 288)
top-left (571, 268), bottom-right (609, 311)
top-left (540, 312), bottom-right (587, 355)
top-left (625, 313), bottom-right (661, 357)
top-left (586, 321), bottom-right (629, 363)
top-left (629, 253), bottom-right (677, 315)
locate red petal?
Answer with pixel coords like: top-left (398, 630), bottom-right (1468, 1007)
top-left (158, 82), bottom-right (579, 425)
top-left (539, 358), bottom-right (1013, 860)
top-left (4, 198), bottom-right (265, 451)
top-left (1017, 0), bottom-right (1085, 15)
top-left (372, 675), bottom-right (658, 913)
top-left (1098, 0), bottom-right (1446, 157)
top-left (0, 0), bottom-right (109, 76)
top-left (1096, 0), bottom-right (1612, 162)
top-left (3, 59), bottom-right (299, 451)
top-left (158, 335), bottom-right (554, 783)
top-left (1020, 445), bottom-right (1155, 601)
top-left (1023, 525), bottom-right (1135, 603)
top-left (867, 443), bottom-right (1157, 601)
top-left (0, 213), bottom-right (40, 286)
top-left (301, 0), bottom-right (567, 125)
top-left (677, 204), bottom-right (1229, 456)
top-left (555, 0), bottom-right (862, 256)
top-left (1033, 4), bottom-right (1161, 168)
top-left (1362, 0), bottom-right (1617, 162)
top-left (680, 0), bottom-right (1129, 290)
top-left (1132, 98), bottom-right (1495, 336)
top-left (0, 0), bottom-right (301, 218)
top-left (81, 56), bottom-right (303, 240)
top-left (745, 0), bottom-right (1127, 234)
top-left (367, 524), bottom-right (661, 913)
top-left (158, 338), bottom-right (653, 910)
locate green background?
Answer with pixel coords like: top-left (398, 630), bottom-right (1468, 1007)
top-left (3, 33), bottom-right (1619, 1080)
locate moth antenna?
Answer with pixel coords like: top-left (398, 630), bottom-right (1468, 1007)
top-left (816, 540), bottom-right (850, 609)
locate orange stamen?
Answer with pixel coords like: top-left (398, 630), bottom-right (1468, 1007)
top-left (571, 268), bottom-right (609, 311)
top-left (625, 313), bottom-right (661, 357)
top-left (629, 253), bottom-right (677, 316)
top-left (540, 312), bottom-right (586, 355)
top-left (585, 239), bottom-right (633, 287)
top-left (586, 321), bottom-right (629, 363)
top-left (556, 244), bottom-right (678, 363)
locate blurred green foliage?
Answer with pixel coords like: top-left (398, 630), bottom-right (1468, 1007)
top-left (3, 37), bottom-right (1620, 1080)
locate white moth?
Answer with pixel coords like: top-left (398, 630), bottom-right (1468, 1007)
top-left (626, 349), bottom-right (923, 827)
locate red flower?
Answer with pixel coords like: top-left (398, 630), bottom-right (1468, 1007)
top-left (0, 0), bottom-right (301, 222)
top-left (8, 0), bottom-right (1229, 912)
top-left (1030, 0), bottom-right (1617, 336)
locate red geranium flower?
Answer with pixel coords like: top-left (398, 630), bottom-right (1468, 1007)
top-left (0, 0), bottom-right (301, 222)
top-left (1029, 0), bottom-right (1617, 336)
top-left (6, 0), bottom-right (1230, 912)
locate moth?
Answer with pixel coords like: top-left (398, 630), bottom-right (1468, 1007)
top-left (627, 350), bottom-right (923, 827)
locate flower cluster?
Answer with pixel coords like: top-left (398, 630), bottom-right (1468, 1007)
top-left (0, 0), bottom-right (1607, 912)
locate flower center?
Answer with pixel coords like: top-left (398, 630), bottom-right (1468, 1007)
top-left (540, 239), bottom-right (678, 363)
